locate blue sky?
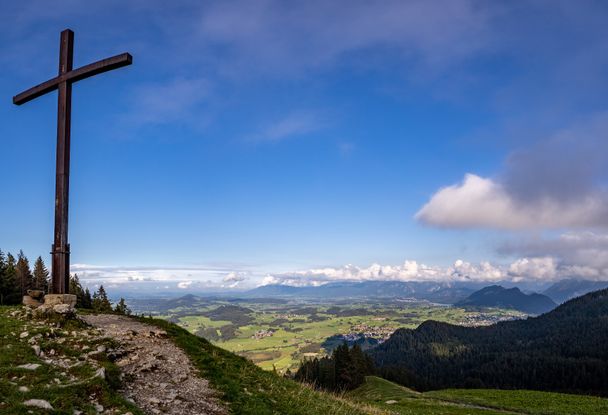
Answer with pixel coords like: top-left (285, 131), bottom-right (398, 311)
top-left (2, 1), bottom-right (608, 292)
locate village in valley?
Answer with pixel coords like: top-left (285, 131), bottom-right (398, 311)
top-left (127, 295), bottom-right (528, 373)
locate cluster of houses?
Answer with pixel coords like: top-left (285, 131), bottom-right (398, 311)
top-left (458, 312), bottom-right (523, 326)
top-left (345, 323), bottom-right (397, 343)
top-left (251, 329), bottom-right (275, 339)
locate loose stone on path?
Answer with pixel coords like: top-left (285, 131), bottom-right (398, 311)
top-left (17, 363), bottom-right (41, 370)
top-left (82, 314), bottom-right (226, 415)
top-left (23, 399), bottom-right (54, 410)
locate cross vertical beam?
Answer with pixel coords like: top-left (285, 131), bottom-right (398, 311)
top-left (13, 29), bottom-right (132, 295)
top-left (53, 29), bottom-right (74, 294)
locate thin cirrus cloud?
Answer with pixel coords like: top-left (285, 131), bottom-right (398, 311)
top-left (121, 77), bottom-right (212, 130)
top-left (416, 112), bottom-right (608, 229)
top-left (250, 111), bottom-right (327, 143)
top-left (196, 0), bottom-right (494, 76)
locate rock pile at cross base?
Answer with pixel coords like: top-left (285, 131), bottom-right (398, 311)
top-left (82, 314), bottom-right (226, 415)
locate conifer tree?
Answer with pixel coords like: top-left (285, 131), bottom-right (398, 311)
top-left (0, 253), bottom-right (20, 305)
top-left (92, 285), bottom-right (113, 313)
top-left (0, 250), bottom-right (9, 305)
top-left (82, 287), bottom-right (93, 309)
top-left (15, 250), bottom-right (33, 296)
top-left (32, 256), bottom-right (50, 293)
top-left (295, 342), bottom-right (372, 392)
top-left (333, 343), bottom-right (355, 390)
top-left (114, 297), bottom-right (131, 315)
top-left (69, 274), bottom-right (86, 307)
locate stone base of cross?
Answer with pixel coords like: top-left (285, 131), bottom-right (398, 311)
top-left (22, 290), bottom-right (78, 315)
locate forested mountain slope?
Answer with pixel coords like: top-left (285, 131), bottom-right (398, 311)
top-left (370, 289), bottom-right (608, 395)
top-left (456, 285), bottom-right (556, 314)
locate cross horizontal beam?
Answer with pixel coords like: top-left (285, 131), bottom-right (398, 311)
top-left (13, 52), bottom-right (132, 105)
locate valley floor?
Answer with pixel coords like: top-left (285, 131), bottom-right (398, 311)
top-left (134, 296), bottom-right (524, 373)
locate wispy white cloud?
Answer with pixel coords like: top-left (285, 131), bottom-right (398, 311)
top-left (196, 0), bottom-right (495, 76)
top-left (250, 110), bottom-right (326, 143)
top-left (121, 77), bottom-right (212, 129)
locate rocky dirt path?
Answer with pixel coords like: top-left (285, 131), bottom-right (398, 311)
top-left (82, 314), bottom-right (227, 415)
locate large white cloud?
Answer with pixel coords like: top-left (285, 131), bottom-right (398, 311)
top-left (263, 259), bottom-right (512, 287)
top-left (507, 257), bottom-right (557, 282)
top-left (416, 112), bottom-right (608, 229)
top-left (416, 173), bottom-right (608, 229)
top-left (499, 231), bottom-right (608, 281)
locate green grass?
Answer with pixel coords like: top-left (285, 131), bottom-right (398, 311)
top-left (140, 316), bottom-right (382, 415)
top-left (349, 376), bottom-right (608, 415)
top-left (425, 388), bottom-right (608, 415)
top-left (348, 376), bottom-right (506, 414)
top-left (0, 306), bottom-right (143, 415)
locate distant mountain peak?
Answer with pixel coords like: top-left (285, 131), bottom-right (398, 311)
top-left (456, 285), bottom-right (556, 314)
top-left (245, 280), bottom-right (475, 303)
top-left (543, 279), bottom-right (608, 304)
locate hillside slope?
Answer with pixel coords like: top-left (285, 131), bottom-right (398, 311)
top-left (134, 315), bottom-right (378, 415)
top-left (0, 306), bottom-right (376, 415)
top-left (456, 285), bottom-right (556, 314)
top-left (349, 376), bottom-right (608, 415)
top-left (370, 288), bottom-right (608, 395)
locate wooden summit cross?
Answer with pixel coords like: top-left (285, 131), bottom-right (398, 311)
top-left (13, 29), bottom-right (132, 295)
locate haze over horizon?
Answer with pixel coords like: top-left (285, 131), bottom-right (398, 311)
top-left (3, 1), bottom-right (608, 292)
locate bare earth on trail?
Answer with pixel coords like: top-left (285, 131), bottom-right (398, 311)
top-left (82, 314), bottom-right (226, 415)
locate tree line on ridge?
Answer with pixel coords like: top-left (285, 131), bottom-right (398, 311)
top-left (0, 248), bottom-right (130, 315)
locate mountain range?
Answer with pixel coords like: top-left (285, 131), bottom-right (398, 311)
top-left (244, 280), bottom-right (476, 303)
top-left (245, 278), bottom-right (608, 305)
top-left (456, 285), bottom-right (557, 314)
top-left (543, 279), bottom-right (608, 303)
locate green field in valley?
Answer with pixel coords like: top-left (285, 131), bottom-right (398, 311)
top-left (134, 296), bottom-right (525, 372)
